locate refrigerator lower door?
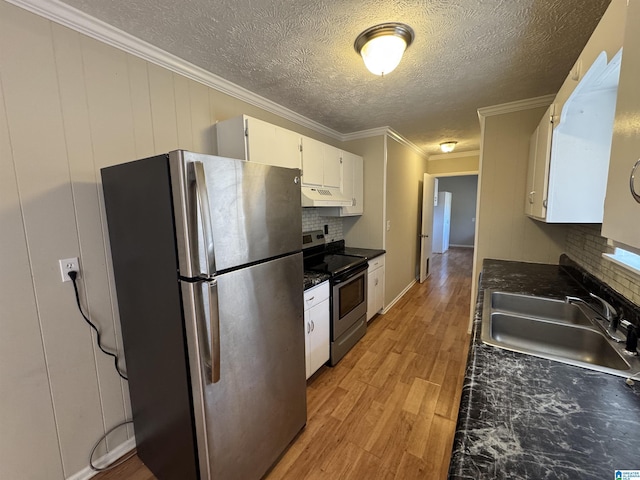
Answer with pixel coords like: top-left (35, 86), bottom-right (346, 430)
top-left (182, 253), bottom-right (306, 480)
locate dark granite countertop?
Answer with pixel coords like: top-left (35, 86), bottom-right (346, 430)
top-left (304, 271), bottom-right (330, 291)
top-left (341, 247), bottom-right (385, 260)
top-left (449, 259), bottom-right (640, 480)
top-left (325, 240), bottom-right (385, 261)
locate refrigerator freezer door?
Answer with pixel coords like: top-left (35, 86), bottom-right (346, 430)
top-left (170, 151), bottom-right (302, 277)
top-left (182, 252), bottom-right (306, 480)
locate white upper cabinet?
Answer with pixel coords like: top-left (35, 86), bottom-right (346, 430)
top-left (324, 150), bottom-right (364, 217)
top-left (525, 50), bottom-right (621, 223)
top-left (603, 1), bottom-right (640, 252)
top-left (524, 0), bottom-right (626, 223)
top-left (300, 136), bottom-right (342, 188)
top-left (525, 104), bottom-right (553, 220)
top-left (215, 115), bottom-right (301, 170)
top-left (554, 0), bottom-right (626, 118)
top-left (323, 144), bottom-right (342, 188)
top-left (300, 136), bottom-right (324, 185)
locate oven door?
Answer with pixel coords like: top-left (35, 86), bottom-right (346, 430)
top-left (332, 264), bottom-right (368, 341)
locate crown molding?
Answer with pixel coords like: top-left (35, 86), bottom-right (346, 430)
top-left (341, 126), bottom-right (391, 141)
top-left (343, 126), bottom-right (427, 158)
top-left (477, 94), bottom-right (555, 119)
top-left (5, 0), bottom-right (344, 140)
top-left (386, 129), bottom-right (428, 159)
top-left (7, 0), bottom-right (430, 157)
top-left (428, 149), bottom-right (480, 161)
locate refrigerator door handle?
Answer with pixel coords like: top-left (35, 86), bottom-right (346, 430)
top-left (208, 279), bottom-right (221, 383)
top-left (191, 161), bottom-right (216, 277)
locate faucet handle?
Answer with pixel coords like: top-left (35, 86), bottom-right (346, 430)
top-left (588, 293), bottom-right (617, 322)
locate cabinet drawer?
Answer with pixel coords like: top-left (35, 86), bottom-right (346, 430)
top-left (368, 255), bottom-right (385, 272)
top-left (304, 281), bottom-right (329, 309)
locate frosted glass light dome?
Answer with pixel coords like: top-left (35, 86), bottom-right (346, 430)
top-left (360, 35), bottom-right (408, 76)
top-left (355, 23), bottom-right (414, 77)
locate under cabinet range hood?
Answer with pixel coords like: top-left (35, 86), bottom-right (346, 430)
top-left (301, 186), bottom-right (352, 207)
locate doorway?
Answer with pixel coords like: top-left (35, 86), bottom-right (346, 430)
top-left (432, 175), bottom-right (478, 252)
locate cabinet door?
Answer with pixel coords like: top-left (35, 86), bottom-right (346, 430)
top-left (307, 298), bottom-right (330, 377)
top-left (245, 117), bottom-right (277, 166)
top-left (303, 309), bottom-right (311, 379)
top-left (367, 270), bottom-right (376, 321)
top-left (524, 127), bottom-right (538, 217)
top-left (323, 145), bottom-right (342, 188)
top-left (301, 136), bottom-right (324, 186)
top-left (246, 118), bottom-right (301, 169)
top-left (341, 151), bottom-right (364, 216)
top-left (603, 0), bottom-right (640, 250)
top-left (367, 266), bottom-right (384, 322)
top-left (525, 105), bottom-right (553, 219)
top-left (273, 126), bottom-right (301, 170)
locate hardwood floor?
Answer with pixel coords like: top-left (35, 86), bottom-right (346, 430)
top-left (94, 248), bottom-right (473, 480)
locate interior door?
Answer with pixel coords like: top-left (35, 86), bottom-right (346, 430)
top-left (420, 174), bottom-right (435, 283)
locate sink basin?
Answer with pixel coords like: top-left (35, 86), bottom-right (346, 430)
top-left (481, 289), bottom-right (638, 377)
top-left (488, 313), bottom-right (630, 371)
top-left (490, 291), bottom-right (593, 326)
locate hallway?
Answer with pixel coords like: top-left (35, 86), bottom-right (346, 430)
top-left (95, 248), bottom-right (474, 480)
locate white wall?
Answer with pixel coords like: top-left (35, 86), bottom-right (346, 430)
top-left (343, 135), bottom-right (386, 249)
top-left (384, 137), bottom-right (428, 305)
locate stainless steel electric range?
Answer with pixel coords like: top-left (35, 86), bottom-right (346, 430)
top-left (302, 230), bottom-right (368, 365)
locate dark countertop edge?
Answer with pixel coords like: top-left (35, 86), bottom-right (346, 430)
top-left (341, 246), bottom-right (386, 260)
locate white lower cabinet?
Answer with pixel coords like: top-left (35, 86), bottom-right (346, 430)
top-left (303, 282), bottom-right (330, 379)
top-left (367, 255), bottom-right (385, 322)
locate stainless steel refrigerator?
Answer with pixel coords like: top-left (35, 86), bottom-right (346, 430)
top-left (101, 150), bottom-right (306, 480)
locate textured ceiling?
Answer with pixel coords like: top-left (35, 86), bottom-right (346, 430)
top-left (57, 0), bottom-right (610, 155)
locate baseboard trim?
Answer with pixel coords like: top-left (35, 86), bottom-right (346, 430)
top-left (449, 244), bottom-right (474, 248)
top-left (67, 437), bottom-right (136, 480)
top-left (382, 279), bottom-right (417, 314)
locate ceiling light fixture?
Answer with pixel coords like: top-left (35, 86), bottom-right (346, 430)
top-left (354, 22), bottom-right (414, 76)
top-left (440, 141), bottom-right (458, 153)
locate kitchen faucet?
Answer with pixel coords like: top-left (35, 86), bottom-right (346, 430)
top-left (565, 293), bottom-right (624, 342)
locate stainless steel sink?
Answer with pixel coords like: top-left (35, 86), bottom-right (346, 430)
top-left (490, 291), bottom-right (593, 326)
top-left (482, 289), bottom-right (639, 377)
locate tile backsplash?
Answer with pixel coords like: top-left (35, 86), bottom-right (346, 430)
top-left (565, 224), bottom-right (640, 306)
top-left (301, 208), bottom-right (343, 242)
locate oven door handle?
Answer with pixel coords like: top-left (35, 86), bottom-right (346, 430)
top-left (333, 263), bottom-right (369, 284)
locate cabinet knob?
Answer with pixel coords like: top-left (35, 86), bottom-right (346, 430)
top-left (631, 158), bottom-right (640, 204)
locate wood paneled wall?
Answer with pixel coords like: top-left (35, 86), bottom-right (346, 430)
top-left (0, 2), bottom-right (332, 478)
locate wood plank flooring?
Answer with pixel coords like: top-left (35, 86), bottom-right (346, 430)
top-left (94, 248), bottom-right (473, 480)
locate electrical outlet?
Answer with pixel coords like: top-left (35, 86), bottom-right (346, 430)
top-left (59, 257), bottom-right (79, 282)
top-left (386, 220), bottom-right (391, 231)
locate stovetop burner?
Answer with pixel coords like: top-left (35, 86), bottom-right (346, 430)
top-left (302, 230), bottom-right (368, 278)
top-left (306, 254), bottom-right (366, 277)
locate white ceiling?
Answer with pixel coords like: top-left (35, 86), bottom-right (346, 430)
top-left (56, 0), bottom-right (610, 155)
